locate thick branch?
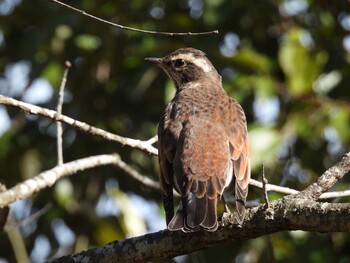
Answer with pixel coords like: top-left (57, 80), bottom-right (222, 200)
top-left (0, 95), bottom-right (157, 155)
top-left (297, 152), bottom-right (350, 200)
top-left (47, 198), bottom-right (350, 263)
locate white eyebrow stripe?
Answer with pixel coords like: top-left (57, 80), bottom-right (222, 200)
top-left (171, 53), bottom-right (212, 73)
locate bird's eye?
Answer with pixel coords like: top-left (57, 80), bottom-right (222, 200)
top-left (173, 59), bottom-right (186, 68)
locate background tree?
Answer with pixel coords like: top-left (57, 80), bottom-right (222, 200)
top-left (0, 0), bottom-right (350, 262)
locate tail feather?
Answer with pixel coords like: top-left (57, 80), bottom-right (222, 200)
top-left (168, 201), bottom-right (184, 231)
top-left (201, 196), bottom-right (218, 231)
top-left (167, 192), bottom-right (218, 232)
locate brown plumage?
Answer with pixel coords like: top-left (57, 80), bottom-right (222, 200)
top-left (146, 48), bottom-right (250, 232)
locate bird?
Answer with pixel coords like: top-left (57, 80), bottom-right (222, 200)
top-left (145, 47), bottom-right (250, 232)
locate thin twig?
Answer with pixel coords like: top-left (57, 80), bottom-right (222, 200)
top-left (260, 164), bottom-right (275, 220)
top-left (249, 179), bottom-right (298, 195)
top-left (114, 155), bottom-right (161, 192)
top-left (260, 164), bottom-right (269, 207)
top-left (114, 155), bottom-right (180, 197)
top-left (50, 0), bottom-right (219, 36)
top-left (4, 203), bottom-right (52, 232)
top-left (249, 179), bottom-right (350, 200)
top-left (56, 61), bottom-right (71, 165)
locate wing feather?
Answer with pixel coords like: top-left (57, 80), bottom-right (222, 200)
top-left (227, 98), bottom-right (250, 224)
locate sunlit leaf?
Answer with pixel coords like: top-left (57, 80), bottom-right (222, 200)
top-left (42, 62), bottom-right (63, 88)
top-left (74, 34), bottom-right (101, 51)
top-left (278, 27), bottom-right (328, 97)
top-left (233, 48), bottom-right (274, 74)
top-left (328, 105), bottom-right (350, 142)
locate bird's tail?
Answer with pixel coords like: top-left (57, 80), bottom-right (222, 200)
top-left (167, 193), bottom-right (218, 232)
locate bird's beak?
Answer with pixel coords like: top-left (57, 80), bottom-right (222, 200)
top-left (145, 57), bottom-right (163, 64)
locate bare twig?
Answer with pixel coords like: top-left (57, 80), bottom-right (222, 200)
top-left (0, 95), bottom-right (158, 155)
top-left (56, 61), bottom-right (71, 165)
top-left (114, 155), bottom-right (180, 197)
top-left (114, 155), bottom-right (161, 192)
top-left (4, 203), bottom-right (52, 232)
top-left (318, 190), bottom-right (350, 199)
top-left (50, 0), bottom-right (219, 36)
top-left (250, 177), bottom-right (350, 200)
top-left (260, 164), bottom-right (269, 207)
top-left (249, 178), bottom-right (299, 195)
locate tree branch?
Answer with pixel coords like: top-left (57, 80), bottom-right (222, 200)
top-left (47, 198), bottom-right (350, 263)
top-left (0, 95), bottom-right (158, 155)
top-left (297, 152), bottom-right (350, 200)
top-left (56, 61), bottom-right (71, 165)
top-left (0, 184), bottom-right (9, 232)
top-left (0, 154), bottom-right (121, 208)
top-left (112, 154), bottom-right (161, 192)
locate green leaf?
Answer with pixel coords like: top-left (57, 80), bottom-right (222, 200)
top-left (278, 27), bottom-right (328, 97)
top-left (328, 105), bottom-right (350, 142)
top-left (232, 48), bottom-right (274, 74)
top-left (74, 34), bottom-right (101, 51)
top-left (42, 62), bottom-right (63, 88)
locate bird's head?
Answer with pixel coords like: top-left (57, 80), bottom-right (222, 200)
top-left (145, 47), bottom-right (220, 90)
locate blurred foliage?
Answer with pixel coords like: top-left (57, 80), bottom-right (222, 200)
top-left (0, 0), bottom-right (350, 262)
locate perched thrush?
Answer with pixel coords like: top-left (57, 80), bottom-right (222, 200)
top-left (146, 48), bottom-right (250, 232)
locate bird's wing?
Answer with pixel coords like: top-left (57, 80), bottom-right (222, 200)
top-left (226, 98), bottom-right (250, 224)
top-left (157, 111), bottom-right (176, 226)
